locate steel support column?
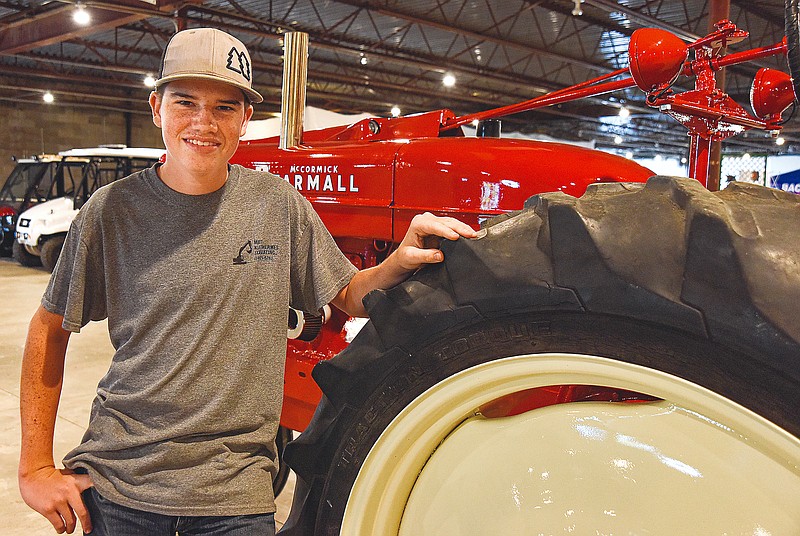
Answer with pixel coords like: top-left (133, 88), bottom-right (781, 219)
top-left (707, 0), bottom-right (731, 191)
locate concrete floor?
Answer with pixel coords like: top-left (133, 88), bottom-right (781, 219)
top-left (0, 257), bottom-right (294, 534)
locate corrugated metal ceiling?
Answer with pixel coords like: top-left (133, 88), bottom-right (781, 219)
top-left (0, 0), bottom-right (794, 157)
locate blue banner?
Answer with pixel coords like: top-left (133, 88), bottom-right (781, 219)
top-left (769, 168), bottom-right (800, 194)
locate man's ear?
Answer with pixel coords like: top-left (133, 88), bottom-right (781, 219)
top-left (149, 91), bottom-right (162, 128)
top-left (240, 103), bottom-right (254, 137)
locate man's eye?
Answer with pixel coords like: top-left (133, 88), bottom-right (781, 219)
top-left (176, 100), bottom-right (193, 106)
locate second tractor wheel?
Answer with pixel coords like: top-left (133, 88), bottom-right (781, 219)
top-left (12, 240), bottom-right (41, 267)
top-left (40, 235), bottom-right (65, 273)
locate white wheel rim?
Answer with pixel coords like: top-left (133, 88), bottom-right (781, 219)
top-left (340, 353), bottom-right (800, 535)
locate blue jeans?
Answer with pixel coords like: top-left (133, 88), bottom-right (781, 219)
top-left (82, 487), bottom-right (276, 536)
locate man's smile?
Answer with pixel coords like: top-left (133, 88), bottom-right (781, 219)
top-left (184, 138), bottom-right (220, 147)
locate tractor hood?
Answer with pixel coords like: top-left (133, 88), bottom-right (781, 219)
top-left (233, 113), bottom-right (653, 241)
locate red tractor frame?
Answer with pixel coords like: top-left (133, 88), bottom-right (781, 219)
top-left (232, 6), bottom-right (796, 437)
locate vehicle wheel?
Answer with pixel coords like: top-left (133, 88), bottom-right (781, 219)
top-left (12, 240), bottom-right (41, 267)
top-left (40, 235), bottom-right (65, 273)
top-left (279, 177), bottom-right (800, 535)
top-left (272, 425), bottom-right (292, 498)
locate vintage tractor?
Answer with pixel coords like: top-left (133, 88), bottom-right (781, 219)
top-left (230, 38), bottom-right (654, 498)
top-left (233, 1), bottom-right (800, 533)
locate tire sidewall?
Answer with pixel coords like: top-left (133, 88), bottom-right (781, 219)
top-left (315, 312), bottom-right (797, 531)
top-left (40, 235), bottom-right (65, 273)
top-left (12, 240), bottom-right (41, 267)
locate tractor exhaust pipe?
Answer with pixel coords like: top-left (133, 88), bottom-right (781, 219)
top-left (279, 32), bottom-right (309, 149)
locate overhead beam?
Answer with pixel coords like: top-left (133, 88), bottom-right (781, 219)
top-left (0, 0), bottom-right (185, 54)
top-left (583, 0), bottom-right (701, 42)
top-left (0, 8), bottom-right (137, 54)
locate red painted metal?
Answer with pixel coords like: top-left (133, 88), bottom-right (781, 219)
top-left (478, 386), bottom-right (659, 419)
top-left (751, 68), bottom-right (795, 119)
top-left (688, 135), bottom-right (713, 187)
top-left (628, 28), bottom-right (689, 91)
top-left (231, 17), bottom-right (795, 432)
top-left (443, 76), bottom-right (636, 131)
top-left (232, 121), bottom-right (651, 430)
top-left (714, 39), bottom-right (788, 69)
top-left (392, 138), bottom-right (651, 233)
top-left (636, 22), bottom-right (790, 188)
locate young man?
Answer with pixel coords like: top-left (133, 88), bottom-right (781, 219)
top-left (18, 28), bottom-right (476, 535)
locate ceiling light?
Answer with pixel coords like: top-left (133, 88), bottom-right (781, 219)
top-left (625, 151), bottom-right (633, 159)
top-left (471, 119), bottom-right (480, 127)
top-left (391, 106), bottom-right (401, 117)
top-left (654, 154), bottom-right (663, 162)
top-left (73, 5), bottom-right (91, 25)
top-left (43, 92), bottom-right (54, 104)
top-left (360, 56), bottom-right (368, 65)
top-left (742, 152), bottom-right (751, 160)
top-left (442, 73), bottom-right (456, 87)
top-left (777, 136), bottom-right (786, 146)
top-left (144, 74), bottom-right (156, 88)
top-left (614, 135), bottom-right (623, 144)
top-left (618, 106), bottom-right (630, 119)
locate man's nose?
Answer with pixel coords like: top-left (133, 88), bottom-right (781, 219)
top-left (192, 106), bottom-right (218, 129)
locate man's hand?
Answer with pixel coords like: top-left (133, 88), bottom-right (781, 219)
top-left (392, 212), bottom-right (478, 272)
top-left (333, 212), bottom-right (477, 316)
top-left (19, 466), bottom-right (93, 534)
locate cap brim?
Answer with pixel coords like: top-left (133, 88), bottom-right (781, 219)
top-left (155, 73), bottom-right (263, 104)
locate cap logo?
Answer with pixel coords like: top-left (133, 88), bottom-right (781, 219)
top-left (226, 46), bottom-right (251, 81)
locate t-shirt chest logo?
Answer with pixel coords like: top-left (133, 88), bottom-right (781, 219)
top-left (233, 239), bottom-right (279, 265)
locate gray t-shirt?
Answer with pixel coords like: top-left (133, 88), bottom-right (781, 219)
top-left (42, 164), bottom-right (357, 516)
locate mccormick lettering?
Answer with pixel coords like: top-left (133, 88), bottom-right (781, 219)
top-left (289, 165), bottom-right (339, 174)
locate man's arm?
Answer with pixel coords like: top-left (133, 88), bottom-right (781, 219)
top-left (19, 305), bottom-right (93, 535)
top-left (332, 212), bottom-right (478, 317)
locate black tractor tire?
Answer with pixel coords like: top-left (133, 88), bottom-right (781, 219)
top-left (12, 240), bottom-right (41, 267)
top-left (40, 235), bottom-right (65, 273)
top-left (272, 425), bottom-right (293, 498)
top-left (279, 177), bottom-right (800, 535)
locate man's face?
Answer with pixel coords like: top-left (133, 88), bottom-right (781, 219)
top-left (150, 78), bottom-right (253, 179)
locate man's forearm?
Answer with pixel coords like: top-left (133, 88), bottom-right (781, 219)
top-left (336, 253), bottom-right (412, 317)
top-left (19, 306), bottom-right (70, 476)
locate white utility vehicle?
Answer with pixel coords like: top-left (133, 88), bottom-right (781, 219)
top-left (14, 146), bottom-right (163, 271)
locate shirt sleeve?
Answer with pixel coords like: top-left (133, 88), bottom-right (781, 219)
top-left (41, 210), bottom-right (108, 332)
top-left (289, 194), bottom-right (358, 313)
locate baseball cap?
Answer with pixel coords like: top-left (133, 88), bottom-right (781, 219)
top-left (156, 28), bottom-right (263, 104)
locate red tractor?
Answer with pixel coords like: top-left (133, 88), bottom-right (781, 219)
top-left (233, 2), bottom-right (800, 533)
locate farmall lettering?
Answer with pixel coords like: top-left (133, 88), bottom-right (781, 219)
top-left (254, 163), bottom-right (359, 193)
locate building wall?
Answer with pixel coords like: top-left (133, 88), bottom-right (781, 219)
top-left (0, 101), bottom-right (164, 180)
